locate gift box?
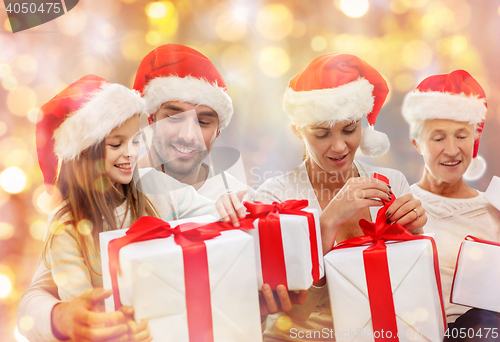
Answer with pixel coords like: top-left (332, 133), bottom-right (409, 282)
top-left (484, 176), bottom-right (500, 211)
top-left (243, 200), bottom-right (324, 290)
top-left (324, 174), bottom-right (446, 342)
top-left (100, 215), bottom-right (263, 342)
top-left (450, 236), bottom-right (500, 313)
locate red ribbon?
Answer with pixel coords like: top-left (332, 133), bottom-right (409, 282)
top-left (332, 174), bottom-right (447, 341)
top-left (244, 200), bottom-right (320, 289)
top-left (107, 216), bottom-right (251, 342)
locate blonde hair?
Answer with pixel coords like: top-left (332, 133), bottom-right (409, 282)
top-left (43, 138), bottom-right (159, 275)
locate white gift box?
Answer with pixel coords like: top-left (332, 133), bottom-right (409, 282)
top-left (246, 208), bottom-right (324, 290)
top-left (484, 176), bottom-right (500, 211)
top-left (324, 238), bottom-right (445, 342)
top-left (100, 216), bottom-right (263, 342)
top-left (451, 237), bottom-right (500, 313)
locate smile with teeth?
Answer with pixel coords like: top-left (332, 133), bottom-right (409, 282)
top-left (173, 145), bottom-right (197, 154)
top-left (115, 163), bottom-right (131, 169)
top-left (330, 154), bottom-right (347, 161)
top-left (441, 161), bottom-right (460, 166)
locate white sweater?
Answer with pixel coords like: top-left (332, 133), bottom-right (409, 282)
top-left (256, 160), bottom-right (411, 342)
top-left (411, 184), bottom-right (500, 323)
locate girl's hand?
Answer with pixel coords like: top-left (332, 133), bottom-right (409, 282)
top-left (385, 193), bottom-right (426, 234)
top-left (124, 317), bottom-right (151, 342)
top-left (259, 284), bottom-right (308, 316)
top-left (320, 177), bottom-right (392, 251)
top-left (216, 190), bottom-right (247, 227)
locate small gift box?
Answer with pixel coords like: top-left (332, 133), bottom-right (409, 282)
top-left (243, 200), bottom-right (324, 290)
top-left (451, 236), bottom-right (500, 313)
top-left (100, 215), bottom-right (262, 342)
top-left (324, 174), bottom-right (446, 342)
top-left (484, 176), bottom-right (500, 211)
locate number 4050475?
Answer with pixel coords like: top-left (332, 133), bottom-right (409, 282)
top-left (6, 3), bottom-right (62, 14)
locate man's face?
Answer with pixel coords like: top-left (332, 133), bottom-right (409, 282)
top-left (150, 101), bottom-right (220, 178)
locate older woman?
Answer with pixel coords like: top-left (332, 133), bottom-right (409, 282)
top-left (402, 70), bottom-right (500, 341)
top-left (256, 53), bottom-right (427, 341)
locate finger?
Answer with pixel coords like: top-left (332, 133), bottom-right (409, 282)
top-left (118, 305), bottom-right (135, 318)
top-left (87, 288), bottom-right (114, 307)
top-left (393, 204), bottom-right (423, 227)
top-left (231, 191), bottom-right (247, 218)
top-left (129, 325), bottom-right (151, 342)
top-left (261, 283), bottom-right (279, 314)
top-left (79, 310), bottom-right (127, 327)
top-left (222, 194), bottom-right (240, 227)
top-left (74, 323), bottom-right (129, 342)
top-left (385, 194), bottom-right (414, 221)
top-left (276, 285), bottom-right (293, 312)
top-left (350, 178), bottom-right (392, 193)
top-left (127, 318), bottom-right (148, 334)
top-left (295, 290), bottom-right (309, 305)
top-left (352, 188), bottom-right (393, 202)
top-left (215, 197), bottom-right (230, 223)
top-left (399, 208), bottom-right (426, 232)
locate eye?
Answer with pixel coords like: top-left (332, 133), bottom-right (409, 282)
top-left (132, 140), bottom-right (140, 145)
top-left (109, 143), bottom-right (121, 148)
top-left (314, 133), bottom-right (328, 139)
top-left (343, 127), bottom-right (356, 134)
top-left (167, 115), bottom-right (182, 122)
top-left (457, 135), bottom-right (468, 139)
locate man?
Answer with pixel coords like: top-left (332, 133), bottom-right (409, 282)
top-left (133, 44), bottom-right (254, 201)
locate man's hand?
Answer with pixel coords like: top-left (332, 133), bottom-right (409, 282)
top-left (259, 284), bottom-right (308, 316)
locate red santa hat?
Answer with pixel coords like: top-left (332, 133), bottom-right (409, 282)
top-left (283, 53), bottom-right (390, 157)
top-left (36, 74), bottom-right (144, 192)
top-left (402, 70), bottom-right (487, 180)
top-left (133, 44), bottom-right (233, 130)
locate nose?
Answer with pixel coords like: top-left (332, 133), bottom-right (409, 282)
top-left (178, 116), bottom-right (201, 142)
top-left (329, 136), bottom-right (347, 153)
top-left (443, 138), bottom-right (459, 156)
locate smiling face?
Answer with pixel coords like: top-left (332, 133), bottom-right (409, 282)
top-left (104, 115), bottom-right (141, 186)
top-left (413, 119), bottom-right (475, 185)
top-left (149, 101), bottom-right (220, 178)
top-left (296, 119), bottom-right (361, 174)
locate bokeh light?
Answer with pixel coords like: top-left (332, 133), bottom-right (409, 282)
top-left (311, 36), bottom-right (328, 52)
top-left (256, 4), bottom-right (293, 41)
top-left (56, 6), bottom-right (87, 36)
top-left (275, 315), bottom-right (293, 331)
top-left (340, 0), bottom-right (370, 18)
top-left (77, 219), bottom-right (93, 236)
top-left (30, 220), bottom-right (47, 240)
top-left (0, 222), bottom-right (14, 240)
top-left (17, 316), bottom-right (34, 332)
top-left (216, 11), bottom-right (247, 42)
top-left (7, 86), bottom-right (37, 117)
top-left (0, 167), bottom-right (27, 194)
top-left (259, 47), bottom-right (290, 78)
top-left (0, 274), bottom-right (12, 298)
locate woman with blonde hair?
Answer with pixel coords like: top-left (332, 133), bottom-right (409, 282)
top-left (257, 53), bottom-right (427, 341)
top-left (402, 70), bottom-right (500, 341)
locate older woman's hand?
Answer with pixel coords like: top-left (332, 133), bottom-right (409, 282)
top-left (385, 193), bottom-right (426, 234)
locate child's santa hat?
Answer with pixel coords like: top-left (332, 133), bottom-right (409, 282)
top-left (36, 74), bottom-right (144, 197)
top-left (133, 44), bottom-right (233, 130)
top-left (402, 70), bottom-right (488, 180)
top-left (282, 53), bottom-right (390, 157)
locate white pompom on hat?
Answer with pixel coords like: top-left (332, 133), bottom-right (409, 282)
top-left (402, 70), bottom-right (488, 180)
top-left (133, 44), bottom-right (233, 130)
top-left (282, 53), bottom-right (390, 157)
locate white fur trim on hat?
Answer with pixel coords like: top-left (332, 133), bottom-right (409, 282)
top-left (402, 90), bottom-right (487, 125)
top-left (283, 78), bottom-right (374, 128)
top-left (359, 126), bottom-right (390, 157)
top-left (54, 83), bottom-right (144, 161)
top-left (463, 155), bottom-right (486, 180)
top-left (143, 76), bottom-right (234, 130)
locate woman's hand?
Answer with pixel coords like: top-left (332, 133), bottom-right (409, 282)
top-left (123, 316), bottom-right (151, 342)
top-left (385, 193), bottom-right (426, 234)
top-left (215, 190), bottom-right (247, 227)
top-left (259, 284), bottom-right (308, 316)
top-left (320, 177), bottom-right (392, 252)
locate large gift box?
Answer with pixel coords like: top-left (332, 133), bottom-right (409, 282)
top-left (451, 236), bottom-right (500, 313)
top-left (484, 176), bottom-right (500, 211)
top-left (243, 200), bottom-right (324, 290)
top-left (324, 174), bottom-right (446, 342)
top-left (100, 215), bottom-right (263, 342)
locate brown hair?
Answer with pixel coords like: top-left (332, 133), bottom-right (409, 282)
top-left (43, 139), bottom-right (159, 275)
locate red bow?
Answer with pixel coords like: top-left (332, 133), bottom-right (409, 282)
top-left (244, 199), bottom-right (321, 288)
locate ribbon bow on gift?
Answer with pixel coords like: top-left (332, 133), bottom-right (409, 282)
top-left (244, 199), bottom-right (321, 288)
top-left (107, 216), bottom-right (252, 342)
top-left (333, 174), bottom-right (447, 342)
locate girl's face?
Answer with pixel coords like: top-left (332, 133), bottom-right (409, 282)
top-left (297, 119), bottom-right (362, 174)
top-left (413, 119), bottom-right (474, 185)
top-left (104, 115), bottom-right (141, 185)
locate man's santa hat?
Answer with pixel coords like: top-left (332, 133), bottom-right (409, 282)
top-left (133, 44), bottom-right (233, 130)
top-left (402, 70), bottom-right (487, 180)
top-left (36, 74), bottom-right (144, 210)
top-left (282, 53), bottom-right (390, 157)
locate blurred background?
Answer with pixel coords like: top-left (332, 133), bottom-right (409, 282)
top-left (1, 0), bottom-right (499, 341)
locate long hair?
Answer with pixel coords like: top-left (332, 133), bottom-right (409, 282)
top-left (43, 139), bottom-right (159, 275)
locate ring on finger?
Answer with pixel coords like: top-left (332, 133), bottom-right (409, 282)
top-left (412, 208), bottom-right (420, 220)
